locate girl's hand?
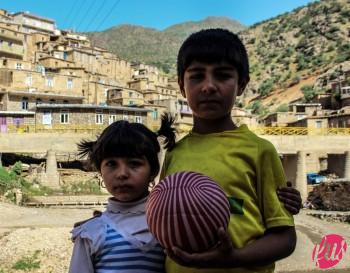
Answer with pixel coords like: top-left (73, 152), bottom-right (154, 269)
top-left (277, 182), bottom-right (302, 215)
top-left (165, 227), bottom-right (236, 268)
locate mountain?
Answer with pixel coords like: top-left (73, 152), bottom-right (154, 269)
top-left (86, 17), bottom-right (246, 74)
top-left (239, 0), bottom-right (350, 111)
top-left (87, 0), bottom-right (350, 113)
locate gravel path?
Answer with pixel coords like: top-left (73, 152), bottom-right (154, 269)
top-left (0, 202), bottom-right (349, 273)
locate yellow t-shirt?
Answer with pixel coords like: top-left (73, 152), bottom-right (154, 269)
top-left (161, 125), bottom-right (294, 273)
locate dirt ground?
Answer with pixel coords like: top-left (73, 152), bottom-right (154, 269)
top-left (0, 202), bottom-right (349, 273)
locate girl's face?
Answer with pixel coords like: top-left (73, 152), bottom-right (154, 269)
top-left (100, 156), bottom-right (152, 202)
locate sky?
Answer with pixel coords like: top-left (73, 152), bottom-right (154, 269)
top-left (1, 0), bottom-right (317, 32)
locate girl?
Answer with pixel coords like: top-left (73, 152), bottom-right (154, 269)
top-left (68, 115), bottom-right (174, 273)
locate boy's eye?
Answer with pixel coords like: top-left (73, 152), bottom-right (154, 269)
top-left (188, 73), bottom-right (204, 80)
top-left (215, 72), bottom-right (234, 80)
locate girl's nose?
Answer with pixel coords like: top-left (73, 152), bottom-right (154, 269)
top-left (116, 165), bottom-right (129, 180)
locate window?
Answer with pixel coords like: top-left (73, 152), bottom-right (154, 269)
top-left (95, 111), bottom-right (103, 124)
top-left (152, 109), bottom-right (158, 120)
top-left (46, 76), bottom-right (54, 87)
top-left (315, 121), bottom-right (322, 128)
top-left (129, 92), bottom-right (133, 97)
top-left (21, 97), bottom-right (28, 110)
top-left (67, 78), bottom-right (73, 89)
top-left (129, 101), bottom-right (134, 105)
top-left (16, 63), bottom-right (23, 70)
top-left (135, 112), bottom-right (142, 123)
top-left (109, 112), bottom-right (117, 124)
top-left (25, 74), bottom-right (32, 86)
top-left (123, 111), bottom-right (128, 120)
top-left (36, 98), bottom-right (42, 105)
top-left (60, 110), bottom-right (69, 124)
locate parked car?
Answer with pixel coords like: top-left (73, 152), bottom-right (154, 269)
top-left (307, 173), bottom-right (326, 184)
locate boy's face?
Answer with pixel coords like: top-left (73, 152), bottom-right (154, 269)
top-left (179, 61), bottom-right (247, 121)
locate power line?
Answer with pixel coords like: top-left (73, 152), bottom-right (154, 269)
top-left (83, 0), bottom-right (108, 32)
top-left (94, 0), bottom-right (122, 32)
top-left (67, 0), bottom-right (87, 31)
top-left (76, 0), bottom-right (97, 31)
top-left (63, 1), bottom-right (80, 29)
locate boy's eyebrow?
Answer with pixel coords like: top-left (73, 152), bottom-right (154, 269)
top-left (186, 66), bottom-right (205, 72)
top-left (186, 65), bottom-right (236, 73)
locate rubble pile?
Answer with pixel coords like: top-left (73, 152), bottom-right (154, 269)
top-left (307, 181), bottom-right (350, 211)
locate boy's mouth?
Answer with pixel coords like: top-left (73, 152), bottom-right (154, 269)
top-left (199, 99), bottom-right (220, 105)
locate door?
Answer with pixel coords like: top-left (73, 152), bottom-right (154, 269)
top-left (0, 117), bottom-right (6, 133)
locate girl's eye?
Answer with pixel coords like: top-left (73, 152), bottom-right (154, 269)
top-left (128, 159), bottom-right (143, 168)
top-left (105, 160), bottom-right (116, 167)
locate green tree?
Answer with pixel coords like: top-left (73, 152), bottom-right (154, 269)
top-left (301, 85), bottom-right (317, 102)
top-left (259, 79), bottom-right (274, 96)
top-left (275, 104), bottom-right (289, 112)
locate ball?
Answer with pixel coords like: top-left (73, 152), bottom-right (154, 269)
top-left (146, 171), bottom-right (230, 253)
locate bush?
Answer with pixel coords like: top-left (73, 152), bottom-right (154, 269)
top-left (276, 104), bottom-right (289, 112)
top-left (0, 165), bottom-right (21, 195)
top-left (301, 85), bottom-right (317, 102)
top-left (61, 179), bottom-right (102, 195)
top-left (259, 79), bottom-right (274, 96)
top-left (12, 250), bottom-right (41, 271)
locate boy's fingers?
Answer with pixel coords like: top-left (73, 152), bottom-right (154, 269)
top-left (284, 204), bottom-right (299, 215)
top-left (217, 227), bottom-right (232, 251)
top-left (278, 190), bottom-right (302, 202)
top-left (286, 181), bottom-right (292, 187)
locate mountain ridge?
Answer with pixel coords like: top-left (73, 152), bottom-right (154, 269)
top-left (87, 0), bottom-right (350, 113)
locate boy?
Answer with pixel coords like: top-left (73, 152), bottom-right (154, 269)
top-left (161, 28), bottom-right (297, 273)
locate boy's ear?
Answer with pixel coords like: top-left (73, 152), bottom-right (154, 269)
top-left (178, 79), bottom-right (186, 98)
top-left (238, 77), bottom-right (250, 96)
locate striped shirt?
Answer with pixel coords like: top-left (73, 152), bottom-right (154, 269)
top-left (69, 197), bottom-right (165, 273)
top-left (94, 223), bottom-right (165, 273)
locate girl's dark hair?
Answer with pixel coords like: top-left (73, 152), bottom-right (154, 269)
top-left (78, 113), bottom-right (176, 176)
top-left (177, 28), bottom-right (250, 86)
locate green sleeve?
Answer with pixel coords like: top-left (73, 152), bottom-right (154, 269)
top-left (159, 151), bottom-right (170, 181)
top-left (257, 141), bottom-right (294, 229)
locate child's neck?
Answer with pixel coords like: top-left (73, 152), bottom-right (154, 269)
top-left (192, 115), bottom-right (237, 134)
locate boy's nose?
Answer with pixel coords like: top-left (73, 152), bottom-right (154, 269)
top-left (201, 76), bottom-right (217, 93)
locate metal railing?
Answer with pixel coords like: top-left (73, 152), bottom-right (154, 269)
top-left (2, 125), bottom-right (350, 135)
top-left (250, 127), bottom-right (350, 135)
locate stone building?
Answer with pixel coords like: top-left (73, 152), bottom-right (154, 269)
top-left (34, 104), bottom-right (151, 133)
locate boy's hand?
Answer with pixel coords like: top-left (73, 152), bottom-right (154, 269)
top-left (165, 227), bottom-right (236, 268)
top-left (277, 182), bottom-right (302, 215)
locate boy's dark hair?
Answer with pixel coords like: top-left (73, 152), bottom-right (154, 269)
top-left (177, 28), bottom-right (250, 86)
top-left (77, 114), bottom-right (175, 177)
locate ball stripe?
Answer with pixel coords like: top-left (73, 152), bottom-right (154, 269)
top-left (146, 171), bottom-right (230, 253)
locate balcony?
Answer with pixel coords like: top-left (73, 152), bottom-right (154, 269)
top-left (0, 44), bottom-right (24, 58)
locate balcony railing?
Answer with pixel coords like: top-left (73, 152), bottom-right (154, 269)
top-left (1, 125), bottom-right (350, 135)
top-left (250, 127), bottom-right (350, 135)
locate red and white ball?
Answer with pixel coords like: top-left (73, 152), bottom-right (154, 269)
top-left (146, 171), bottom-right (230, 253)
